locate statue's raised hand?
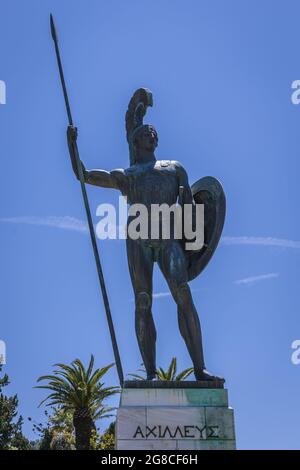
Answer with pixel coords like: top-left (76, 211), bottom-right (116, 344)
top-left (66, 125), bottom-right (86, 180)
top-left (67, 125), bottom-right (78, 144)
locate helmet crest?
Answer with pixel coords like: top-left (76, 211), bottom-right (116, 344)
top-left (125, 88), bottom-right (154, 165)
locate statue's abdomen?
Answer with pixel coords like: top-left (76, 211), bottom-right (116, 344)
top-left (127, 169), bottom-right (178, 206)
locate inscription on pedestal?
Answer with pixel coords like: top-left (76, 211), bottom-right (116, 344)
top-left (116, 387), bottom-right (236, 450)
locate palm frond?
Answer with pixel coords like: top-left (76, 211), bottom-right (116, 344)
top-left (86, 354), bottom-right (95, 381)
top-left (89, 363), bottom-right (114, 388)
top-left (175, 367), bottom-right (194, 381)
top-left (157, 367), bottom-right (168, 380)
top-left (127, 373), bottom-right (146, 381)
top-left (36, 355), bottom-right (117, 422)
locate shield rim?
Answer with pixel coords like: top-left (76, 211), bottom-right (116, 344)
top-left (186, 176), bottom-right (226, 281)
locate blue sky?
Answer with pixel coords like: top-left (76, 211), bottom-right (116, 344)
top-left (1, 0), bottom-right (300, 449)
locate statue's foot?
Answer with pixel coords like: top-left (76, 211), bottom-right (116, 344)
top-left (195, 369), bottom-right (224, 381)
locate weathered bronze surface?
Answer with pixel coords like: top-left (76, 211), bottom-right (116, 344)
top-left (67, 88), bottom-right (226, 381)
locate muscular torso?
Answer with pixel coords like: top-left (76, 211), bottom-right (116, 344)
top-left (114, 160), bottom-right (180, 207)
top-left (84, 158), bottom-right (192, 245)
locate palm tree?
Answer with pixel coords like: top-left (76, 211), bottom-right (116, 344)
top-left (35, 355), bottom-right (119, 450)
top-left (157, 357), bottom-right (194, 381)
top-left (128, 357), bottom-right (194, 381)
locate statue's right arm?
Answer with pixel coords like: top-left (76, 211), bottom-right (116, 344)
top-left (67, 126), bottom-right (125, 190)
top-left (84, 169), bottom-right (122, 189)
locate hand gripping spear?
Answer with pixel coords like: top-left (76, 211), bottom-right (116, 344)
top-left (50, 14), bottom-right (124, 387)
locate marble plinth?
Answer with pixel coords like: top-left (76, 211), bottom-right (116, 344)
top-left (116, 382), bottom-right (236, 450)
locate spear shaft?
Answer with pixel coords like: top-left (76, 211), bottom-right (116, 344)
top-left (50, 14), bottom-right (124, 386)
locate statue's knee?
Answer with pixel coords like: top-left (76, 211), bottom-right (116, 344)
top-left (175, 283), bottom-right (190, 305)
top-left (136, 291), bottom-right (151, 310)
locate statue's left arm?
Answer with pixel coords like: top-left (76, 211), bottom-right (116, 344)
top-left (173, 161), bottom-right (194, 205)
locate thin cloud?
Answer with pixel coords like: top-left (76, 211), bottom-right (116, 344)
top-left (0, 216), bottom-right (88, 234)
top-left (152, 288), bottom-right (201, 300)
top-left (235, 272), bottom-right (279, 286)
top-left (2, 219), bottom-right (299, 252)
top-left (152, 291), bottom-right (172, 299)
top-left (222, 236), bottom-right (300, 249)
top-left (129, 291), bottom-right (172, 302)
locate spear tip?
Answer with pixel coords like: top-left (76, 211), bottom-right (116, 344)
top-left (50, 13), bottom-right (58, 43)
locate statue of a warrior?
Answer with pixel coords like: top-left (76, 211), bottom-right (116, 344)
top-left (67, 88), bottom-right (225, 381)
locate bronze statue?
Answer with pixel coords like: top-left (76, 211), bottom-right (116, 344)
top-left (67, 88), bottom-right (226, 381)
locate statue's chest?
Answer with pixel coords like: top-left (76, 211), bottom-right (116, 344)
top-left (127, 167), bottom-right (177, 204)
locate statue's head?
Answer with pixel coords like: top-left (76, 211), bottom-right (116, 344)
top-left (132, 124), bottom-right (158, 158)
top-left (126, 88), bottom-right (157, 165)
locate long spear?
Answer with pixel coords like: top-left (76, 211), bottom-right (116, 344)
top-left (50, 14), bottom-right (124, 387)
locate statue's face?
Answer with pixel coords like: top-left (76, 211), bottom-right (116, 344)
top-left (135, 126), bottom-right (158, 153)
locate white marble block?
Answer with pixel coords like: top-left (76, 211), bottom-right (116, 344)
top-left (116, 386), bottom-right (236, 450)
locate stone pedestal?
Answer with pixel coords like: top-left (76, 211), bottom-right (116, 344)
top-left (116, 381), bottom-right (236, 450)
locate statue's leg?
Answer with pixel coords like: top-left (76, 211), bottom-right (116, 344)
top-left (158, 241), bottom-right (206, 379)
top-left (126, 238), bottom-right (156, 380)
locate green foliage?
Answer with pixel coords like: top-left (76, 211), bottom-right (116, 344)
top-left (36, 356), bottom-right (119, 450)
top-left (157, 357), bottom-right (194, 381)
top-left (99, 421), bottom-right (115, 450)
top-left (36, 355), bottom-right (119, 416)
top-left (0, 366), bottom-right (32, 450)
top-left (50, 430), bottom-right (74, 450)
top-left (37, 427), bottom-right (53, 450)
top-left (32, 407), bottom-right (75, 450)
top-left (128, 357), bottom-right (194, 381)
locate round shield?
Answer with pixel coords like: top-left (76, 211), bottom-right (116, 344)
top-left (185, 176), bottom-right (226, 282)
